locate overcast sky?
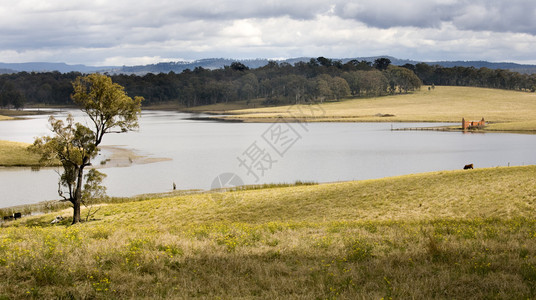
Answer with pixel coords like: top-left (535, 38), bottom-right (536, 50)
top-left (1, 0), bottom-right (536, 66)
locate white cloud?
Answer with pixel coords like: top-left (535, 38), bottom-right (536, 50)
top-left (219, 19), bottom-right (264, 46)
top-left (100, 56), bottom-right (180, 66)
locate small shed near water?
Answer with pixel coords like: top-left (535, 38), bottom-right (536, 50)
top-left (462, 117), bottom-right (486, 130)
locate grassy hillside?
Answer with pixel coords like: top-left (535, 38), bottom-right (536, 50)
top-left (1, 166), bottom-right (536, 298)
top-left (203, 86), bottom-right (536, 131)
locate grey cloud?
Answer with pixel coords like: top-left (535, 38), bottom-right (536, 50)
top-left (172, 0), bottom-right (333, 20)
top-left (131, 0), bottom-right (536, 35)
top-left (334, 0), bottom-right (455, 29)
top-left (452, 1), bottom-right (536, 34)
top-left (333, 0), bottom-right (536, 35)
top-left (1, 0), bottom-right (331, 50)
top-left (4, 0), bottom-right (535, 53)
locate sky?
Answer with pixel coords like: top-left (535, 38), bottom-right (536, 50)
top-left (1, 0), bottom-right (536, 66)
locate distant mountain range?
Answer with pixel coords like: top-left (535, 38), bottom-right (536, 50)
top-left (0, 62), bottom-right (111, 74)
top-left (1, 57), bottom-right (536, 75)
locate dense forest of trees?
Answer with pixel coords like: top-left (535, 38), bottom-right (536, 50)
top-left (1, 57), bottom-right (535, 109)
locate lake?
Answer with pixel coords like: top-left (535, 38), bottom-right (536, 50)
top-left (1, 109), bottom-right (535, 208)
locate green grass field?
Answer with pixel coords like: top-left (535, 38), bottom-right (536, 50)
top-left (1, 166), bottom-right (536, 298)
top-left (200, 86), bottom-right (536, 131)
top-left (0, 140), bottom-right (46, 167)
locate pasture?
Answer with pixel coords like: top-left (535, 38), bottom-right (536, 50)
top-left (1, 166), bottom-right (536, 298)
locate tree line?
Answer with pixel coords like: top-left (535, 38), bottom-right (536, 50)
top-left (110, 58), bottom-right (421, 107)
top-left (1, 57), bottom-right (535, 109)
top-left (409, 63), bottom-right (536, 91)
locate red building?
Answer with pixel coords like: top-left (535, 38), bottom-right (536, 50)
top-left (462, 117), bottom-right (486, 130)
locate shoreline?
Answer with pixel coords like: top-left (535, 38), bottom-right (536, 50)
top-left (187, 114), bottom-right (536, 134)
top-left (4, 108), bottom-right (536, 134)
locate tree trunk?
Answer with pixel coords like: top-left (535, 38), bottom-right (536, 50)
top-left (71, 166), bottom-right (85, 224)
top-left (72, 199), bottom-right (81, 225)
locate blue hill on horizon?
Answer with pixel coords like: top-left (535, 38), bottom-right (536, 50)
top-left (1, 57), bottom-right (535, 75)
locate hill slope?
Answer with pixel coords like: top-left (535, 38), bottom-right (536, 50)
top-left (1, 166), bottom-right (536, 298)
top-left (210, 86), bottom-right (536, 131)
top-left (68, 166), bottom-right (536, 225)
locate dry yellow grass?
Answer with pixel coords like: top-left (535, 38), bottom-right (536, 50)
top-left (1, 166), bottom-right (536, 298)
top-left (208, 86), bottom-right (536, 131)
top-left (0, 140), bottom-right (44, 166)
top-left (0, 115), bottom-right (13, 121)
top-left (66, 166), bottom-right (536, 225)
top-left (485, 120), bottom-right (536, 131)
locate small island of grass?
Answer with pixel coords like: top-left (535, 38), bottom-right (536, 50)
top-left (0, 140), bottom-right (49, 167)
top-left (0, 115), bottom-right (12, 121)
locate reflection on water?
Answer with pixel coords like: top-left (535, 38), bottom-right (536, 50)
top-left (1, 109), bottom-right (535, 207)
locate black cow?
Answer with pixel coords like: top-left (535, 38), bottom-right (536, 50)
top-left (2, 212), bottom-right (22, 221)
top-left (463, 163), bottom-right (474, 170)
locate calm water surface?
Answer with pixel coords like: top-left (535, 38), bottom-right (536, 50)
top-left (1, 110), bottom-right (534, 207)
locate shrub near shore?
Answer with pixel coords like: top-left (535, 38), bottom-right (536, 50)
top-left (1, 166), bottom-right (536, 298)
